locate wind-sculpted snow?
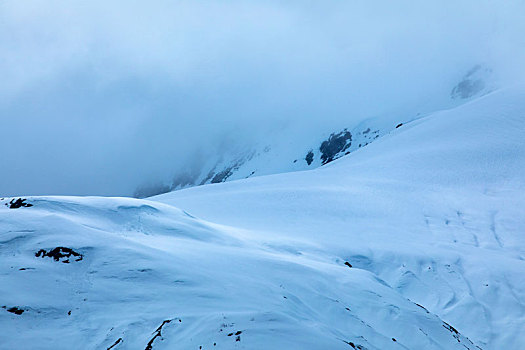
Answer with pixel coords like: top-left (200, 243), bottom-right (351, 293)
top-left (154, 87), bottom-right (525, 349)
top-left (1, 196), bottom-right (480, 349)
top-left (3, 87), bottom-right (525, 349)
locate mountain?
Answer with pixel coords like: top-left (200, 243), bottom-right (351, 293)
top-left (134, 66), bottom-right (495, 198)
top-left (2, 81), bottom-right (523, 349)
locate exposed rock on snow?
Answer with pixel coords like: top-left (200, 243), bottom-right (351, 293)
top-left (319, 129), bottom-right (352, 165)
top-left (35, 247), bottom-right (83, 263)
top-left (5, 198), bottom-right (33, 209)
top-left (4, 306), bottom-right (24, 315)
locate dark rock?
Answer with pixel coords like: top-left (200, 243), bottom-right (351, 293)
top-left (107, 337), bottom-right (123, 350)
top-left (210, 155), bottom-right (252, 184)
top-left (35, 247), bottom-right (83, 263)
top-left (415, 303), bottom-right (429, 314)
top-left (145, 319), bottom-right (172, 350)
top-left (305, 150), bottom-right (314, 165)
top-left (7, 307), bottom-right (24, 315)
top-left (319, 130), bottom-right (352, 165)
top-left (200, 170), bottom-right (216, 186)
top-left (442, 322), bottom-right (459, 335)
top-left (211, 168), bottom-right (233, 183)
top-left (7, 198), bottom-right (33, 209)
top-left (343, 341), bottom-right (367, 350)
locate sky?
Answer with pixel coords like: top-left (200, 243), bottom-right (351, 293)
top-left (1, 0), bottom-right (524, 196)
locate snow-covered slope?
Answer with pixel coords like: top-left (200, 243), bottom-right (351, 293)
top-left (152, 86), bottom-right (525, 349)
top-left (1, 196), bottom-right (480, 349)
top-left (2, 84), bottom-right (523, 349)
top-left (135, 65), bottom-right (495, 198)
top-left (133, 118), bottom-right (401, 198)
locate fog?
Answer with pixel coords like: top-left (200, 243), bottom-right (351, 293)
top-left (1, 0), bottom-right (524, 196)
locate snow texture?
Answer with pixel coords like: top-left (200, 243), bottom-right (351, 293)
top-left (2, 86), bottom-right (525, 349)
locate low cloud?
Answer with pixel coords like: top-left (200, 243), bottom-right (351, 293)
top-left (1, 0), bottom-right (524, 196)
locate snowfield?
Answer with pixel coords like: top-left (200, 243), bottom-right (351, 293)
top-left (2, 87), bottom-right (525, 349)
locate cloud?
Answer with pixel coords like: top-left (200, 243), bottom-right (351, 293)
top-left (1, 0), bottom-right (524, 196)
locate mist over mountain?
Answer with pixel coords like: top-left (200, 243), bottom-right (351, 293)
top-left (2, 3), bottom-right (525, 350)
top-left (1, 1), bottom-right (524, 196)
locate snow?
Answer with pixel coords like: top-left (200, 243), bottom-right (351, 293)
top-left (2, 86), bottom-right (525, 349)
top-left (135, 64), bottom-right (494, 197)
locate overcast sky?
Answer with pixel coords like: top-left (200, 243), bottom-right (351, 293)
top-left (1, 0), bottom-right (524, 196)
